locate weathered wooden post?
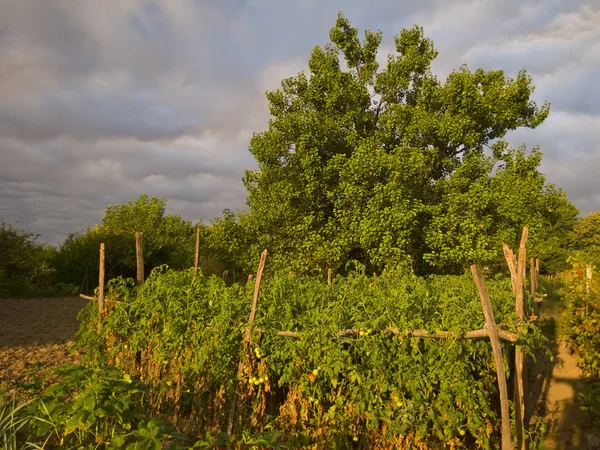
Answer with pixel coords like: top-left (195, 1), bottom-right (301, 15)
top-left (194, 227), bottom-right (201, 277)
top-left (503, 244), bottom-right (518, 294)
top-left (586, 264), bottom-right (592, 295)
top-left (228, 250), bottom-right (268, 436)
top-left (530, 257), bottom-right (536, 298)
top-left (327, 268), bottom-right (332, 285)
top-left (470, 265), bottom-right (511, 450)
top-left (98, 243), bottom-right (105, 332)
top-left (515, 228), bottom-right (528, 450)
top-left (136, 232), bottom-right (144, 285)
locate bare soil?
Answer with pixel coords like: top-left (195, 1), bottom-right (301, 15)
top-left (0, 297), bottom-right (87, 386)
top-left (543, 339), bottom-right (594, 449)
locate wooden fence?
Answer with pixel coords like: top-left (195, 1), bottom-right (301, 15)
top-left (79, 227), bottom-right (554, 450)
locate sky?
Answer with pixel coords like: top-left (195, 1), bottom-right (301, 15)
top-left (1, 0), bottom-right (599, 244)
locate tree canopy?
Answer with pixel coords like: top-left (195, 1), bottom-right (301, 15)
top-left (54, 194), bottom-right (196, 288)
top-left (569, 211), bottom-right (600, 268)
top-left (241, 13), bottom-right (577, 275)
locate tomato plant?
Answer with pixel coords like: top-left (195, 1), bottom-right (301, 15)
top-left (75, 265), bottom-right (545, 448)
top-left (563, 261), bottom-right (600, 434)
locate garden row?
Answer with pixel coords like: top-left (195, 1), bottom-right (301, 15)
top-left (67, 256), bottom-right (545, 449)
top-left (564, 261), bottom-right (600, 436)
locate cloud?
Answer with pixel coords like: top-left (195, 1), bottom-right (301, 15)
top-left (0, 0), bottom-right (598, 244)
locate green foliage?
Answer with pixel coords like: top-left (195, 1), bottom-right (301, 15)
top-left (101, 194), bottom-right (195, 271)
top-left (425, 145), bottom-right (578, 274)
top-left (563, 259), bottom-right (600, 433)
top-left (0, 395), bottom-right (33, 450)
top-left (569, 211), bottom-right (600, 269)
top-left (242, 13), bottom-right (576, 275)
top-left (4, 364), bottom-right (298, 449)
top-left (54, 194), bottom-right (196, 289)
top-left (0, 220), bottom-right (77, 298)
top-left (21, 364), bottom-right (173, 449)
top-left (76, 265), bottom-right (546, 448)
top-left (200, 209), bottom-right (252, 280)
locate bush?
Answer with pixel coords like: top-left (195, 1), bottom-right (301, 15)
top-left (4, 364), bottom-right (297, 449)
top-left (0, 221), bottom-right (72, 298)
top-left (564, 260), bottom-right (600, 433)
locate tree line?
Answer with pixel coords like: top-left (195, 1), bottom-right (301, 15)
top-left (1, 14), bottom-right (597, 297)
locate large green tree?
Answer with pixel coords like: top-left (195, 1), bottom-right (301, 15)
top-left (243, 13), bottom-right (576, 274)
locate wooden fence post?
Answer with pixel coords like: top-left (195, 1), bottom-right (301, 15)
top-left (470, 265), bottom-right (511, 450)
top-left (514, 228), bottom-right (528, 450)
top-left (586, 264), bottom-right (592, 295)
top-left (516, 228), bottom-right (528, 318)
top-left (98, 243), bottom-right (105, 332)
top-left (530, 257), bottom-right (536, 298)
top-left (136, 232), bottom-right (144, 285)
top-left (228, 250), bottom-right (268, 436)
top-left (194, 227), bottom-right (201, 277)
top-left (503, 244), bottom-right (518, 293)
top-left (327, 268), bottom-right (332, 285)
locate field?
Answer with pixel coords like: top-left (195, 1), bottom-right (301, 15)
top-left (0, 297), bottom-right (86, 386)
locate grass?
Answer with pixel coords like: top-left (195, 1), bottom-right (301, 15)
top-left (0, 394), bottom-right (33, 450)
top-left (537, 275), bottom-right (568, 339)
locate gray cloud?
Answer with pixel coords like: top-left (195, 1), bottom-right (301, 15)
top-left (0, 0), bottom-right (598, 243)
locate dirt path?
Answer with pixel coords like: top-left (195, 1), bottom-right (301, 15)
top-left (543, 339), bottom-right (597, 449)
top-left (0, 297), bottom-right (87, 386)
top-left (529, 291), bottom-right (600, 450)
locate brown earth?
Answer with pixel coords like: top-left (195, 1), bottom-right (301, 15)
top-left (0, 297), bottom-right (87, 386)
top-left (543, 339), bottom-right (595, 449)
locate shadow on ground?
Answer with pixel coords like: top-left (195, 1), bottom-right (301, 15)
top-left (526, 303), bottom-right (596, 449)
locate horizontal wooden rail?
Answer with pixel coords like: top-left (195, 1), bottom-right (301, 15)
top-left (79, 293), bottom-right (121, 304)
top-left (269, 326), bottom-right (517, 342)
